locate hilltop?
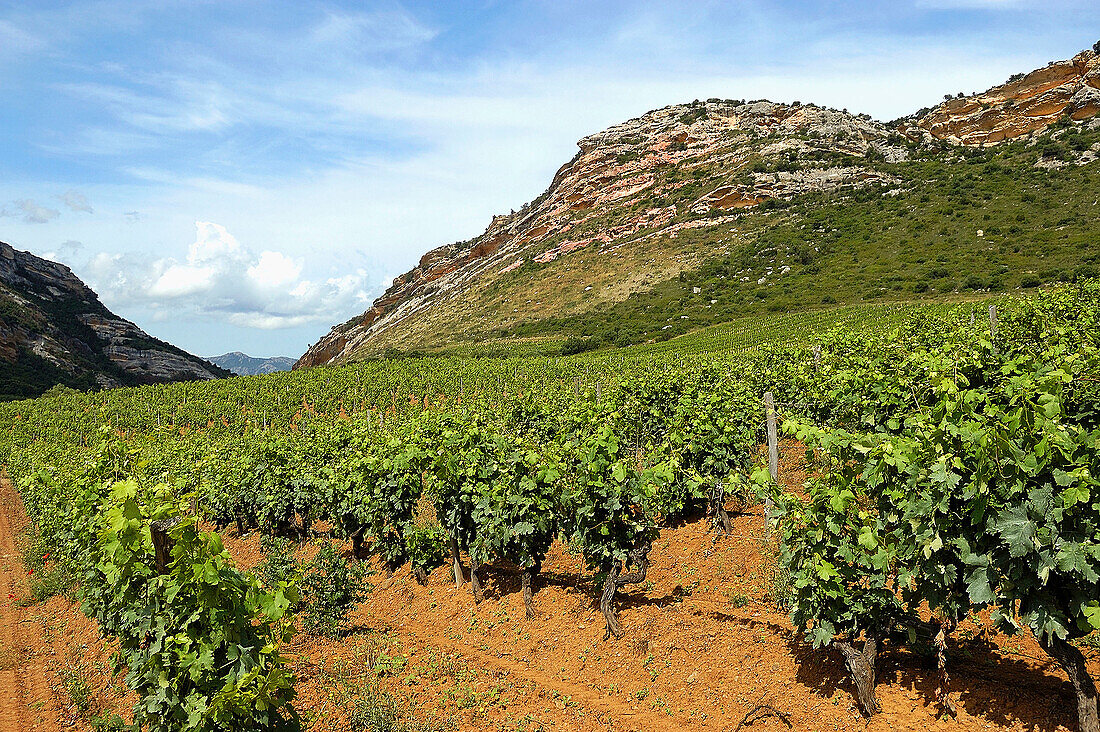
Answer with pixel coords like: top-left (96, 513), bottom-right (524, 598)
top-left (298, 43), bottom-right (1100, 366)
top-left (0, 241), bottom-right (228, 400)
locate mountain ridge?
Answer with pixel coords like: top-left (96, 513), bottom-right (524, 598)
top-left (296, 43), bottom-right (1100, 368)
top-left (207, 352), bottom-right (296, 376)
top-left (0, 241), bottom-right (228, 399)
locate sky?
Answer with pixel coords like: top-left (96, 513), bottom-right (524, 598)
top-left (0, 1), bottom-right (1097, 358)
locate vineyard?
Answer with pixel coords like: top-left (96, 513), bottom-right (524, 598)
top-left (2, 287), bottom-right (1100, 731)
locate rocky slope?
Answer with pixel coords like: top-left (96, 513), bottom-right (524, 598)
top-left (208, 352), bottom-right (295, 376)
top-left (298, 43), bottom-right (1100, 367)
top-left (901, 43), bottom-right (1100, 145)
top-left (0, 241), bottom-right (228, 399)
top-left (298, 100), bottom-right (907, 366)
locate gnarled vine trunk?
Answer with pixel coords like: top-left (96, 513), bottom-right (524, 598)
top-left (1040, 633), bottom-right (1099, 732)
top-left (708, 480), bottom-right (733, 535)
top-left (449, 534), bottom-right (465, 588)
top-left (350, 529), bottom-right (368, 561)
top-left (522, 557), bottom-right (542, 620)
top-left (150, 517), bottom-right (179, 575)
top-left (521, 568), bottom-right (535, 619)
top-left (600, 540), bottom-right (652, 640)
top-left (934, 617), bottom-right (957, 717)
top-left (835, 633), bottom-right (880, 717)
top-left (470, 554), bottom-right (483, 603)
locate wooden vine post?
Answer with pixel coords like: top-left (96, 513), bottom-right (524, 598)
top-left (764, 392), bottom-right (778, 520)
top-left (989, 304), bottom-right (999, 353)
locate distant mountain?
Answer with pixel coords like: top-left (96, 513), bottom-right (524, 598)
top-left (0, 240), bottom-right (230, 401)
top-left (297, 43), bottom-right (1100, 366)
top-left (207, 352), bottom-right (296, 376)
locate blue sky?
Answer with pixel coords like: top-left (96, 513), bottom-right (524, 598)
top-left (0, 1), bottom-right (1096, 357)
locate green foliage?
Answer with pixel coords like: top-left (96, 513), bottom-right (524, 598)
top-left (472, 442), bottom-right (560, 571)
top-left (773, 424), bottom-right (910, 648)
top-left (775, 281), bottom-right (1100, 666)
top-left (301, 541), bottom-right (368, 638)
top-left (257, 536), bottom-right (301, 593)
top-left (660, 378), bottom-right (761, 518)
top-left (84, 480), bottom-right (299, 732)
top-left (405, 523), bottom-right (448, 580)
top-left (6, 279), bottom-right (1100, 724)
top-left (559, 411), bottom-right (666, 571)
top-left (341, 432), bottom-right (429, 571)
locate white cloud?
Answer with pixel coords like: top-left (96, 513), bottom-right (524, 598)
top-left (148, 262), bottom-right (216, 297)
top-left (248, 250), bottom-right (302, 288)
top-left (186, 220), bottom-right (245, 265)
top-left (84, 221), bottom-right (373, 330)
top-left (1, 198), bottom-right (60, 223)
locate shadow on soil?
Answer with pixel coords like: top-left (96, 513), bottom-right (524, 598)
top-left (788, 633), bottom-right (1076, 732)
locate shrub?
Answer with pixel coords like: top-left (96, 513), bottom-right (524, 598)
top-left (257, 536), bottom-right (301, 593)
top-left (561, 336), bottom-right (601, 356)
top-left (83, 481), bottom-right (300, 732)
top-left (405, 524), bottom-right (448, 583)
top-left (301, 542), bottom-right (368, 637)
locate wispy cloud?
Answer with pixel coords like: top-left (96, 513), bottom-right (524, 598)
top-left (57, 78), bottom-right (236, 133)
top-left (308, 8), bottom-right (437, 51)
top-left (58, 190), bottom-right (94, 213)
top-left (0, 19), bottom-right (43, 59)
top-left (1, 199), bottom-right (60, 224)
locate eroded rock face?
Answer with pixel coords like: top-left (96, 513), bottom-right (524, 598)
top-left (902, 47), bottom-right (1100, 145)
top-left (296, 100), bottom-right (901, 367)
top-left (296, 45), bottom-right (1100, 369)
top-left (0, 240), bottom-right (226, 393)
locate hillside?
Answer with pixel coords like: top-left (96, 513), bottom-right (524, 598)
top-left (207, 352), bottom-right (296, 376)
top-left (0, 241), bottom-right (228, 400)
top-left (298, 43), bottom-right (1100, 366)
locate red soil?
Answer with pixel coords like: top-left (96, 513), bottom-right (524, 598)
top-left (2, 443), bottom-right (1097, 731)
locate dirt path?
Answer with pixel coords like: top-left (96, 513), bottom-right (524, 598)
top-left (0, 476), bottom-right (65, 731)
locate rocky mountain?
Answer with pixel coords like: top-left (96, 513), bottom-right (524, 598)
top-left (0, 241), bottom-right (229, 400)
top-left (207, 352), bottom-right (295, 376)
top-left (297, 43), bottom-right (1100, 368)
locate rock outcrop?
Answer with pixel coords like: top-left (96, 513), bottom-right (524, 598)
top-left (0, 240), bottom-right (227, 398)
top-left (902, 46), bottom-right (1100, 145)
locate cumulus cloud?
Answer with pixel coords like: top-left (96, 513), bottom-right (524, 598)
top-left (1, 198), bottom-right (60, 223)
top-left (58, 190), bottom-right (94, 213)
top-left (85, 221), bottom-right (373, 330)
top-left (248, 250), bottom-right (302, 288)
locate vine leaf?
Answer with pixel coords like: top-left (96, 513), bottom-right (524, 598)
top-left (994, 505), bottom-right (1037, 558)
top-left (965, 567), bottom-right (996, 605)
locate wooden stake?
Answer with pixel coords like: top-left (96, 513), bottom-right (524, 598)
top-left (764, 392), bottom-right (778, 520)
